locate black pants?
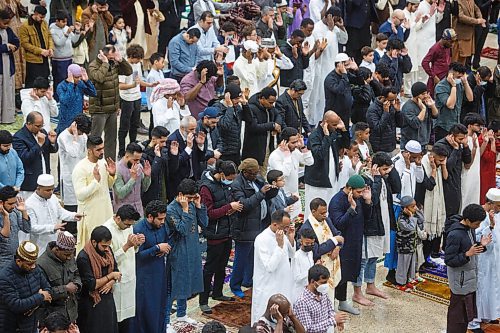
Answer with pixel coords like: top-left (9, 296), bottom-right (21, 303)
top-left (472, 24), bottom-right (490, 69)
top-left (199, 239), bottom-right (232, 305)
top-left (118, 317), bottom-right (132, 333)
top-left (25, 60), bottom-right (50, 88)
top-left (221, 153), bottom-right (241, 166)
top-left (423, 235), bottom-right (442, 260)
top-left (119, 98), bottom-right (142, 156)
top-left (447, 291), bottom-right (477, 333)
top-left (335, 281), bottom-right (348, 302)
top-left (63, 205), bottom-right (78, 236)
top-left (158, 23), bottom-right (180, 60)
top-left (434, 126), bottom-right (449, 143)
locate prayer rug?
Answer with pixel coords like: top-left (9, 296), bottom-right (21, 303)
top-left (477, 322), bottom-right (500, 333)
top-left (481, 47), bottom-right (499, 60)
top-left (171, 320), bottom-right (205, 333)
top-left (383, 273), bottom-right (450, 306)
top-left (419, 254), bottom-right (448, 279)
top-left (202, 289), bottom-right (252, 328)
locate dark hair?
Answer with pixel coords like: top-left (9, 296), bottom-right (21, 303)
top-left (200, 10), bottom-right (214, 21)
top-left (238, 326), bottom-right (257, 333)
top-left (271, 209), bottom-right (290, 224)
top-left (26, 111), bottom-right (42, 124)
top-left (187, 27), bottom-right (202, 39)
top-left (125, 142), bottom-right (143, 155)
top-left (178, 178), bottom-right (198, 195)
top-left (449, 62), bottom-right (468, 74)
top-left (0, 8), bottom-right (14, 20)
top-left (90, 225), bottom-right (112, 243)
top-left (386, 38), bottom-right (404, 51)
top-left (113, 15), bottom-right (124, 26)
top-left (308, 264), bottom-right (330, 282)
top-left (375, 63), bottom-right (390, 78)
top-left (310, 197), bottom-right (327, 211)
top-left (280, 127), bottom-right (299, 142)
top-left (361, 46), bottom-right (374, 57)
top-left (259, 87), bottom-right (277, 100)
top-left (348, 140), bottom-right (359, 149)
top-left (214, 160), bottom-right (238, 176)
top-left (289, 79), bottom-right (307, 91)
top-left (226, 75), bottom-right (240, 86)
top-left (371, 151), bottom-right (393, 167)
top-left (202, 321), bottom-right (227, 333)
top-left (116, 204), bottom-right (140, 221)
top-left (33, 77), bottom-right (50, 89)
top-left (432, 143), bottom-right (449, 157)
top-left (196, 60), bottom-right (217, 79)
top-left (376, 33), bottom-right (388, 42)
top-left (126, 44), bottom-right (144, 59)
top-left (34, 5), bottom-right (47, 15)
top-left (477, 66), bottom-right (492, 80)
top-left (462, 113), bottom-right (485, 127)
top-left (0, 130), bottom-right (13, 145)
top-left (358, 67), bottom-right (372, 81)
top-left (291, 29), bottom-right (305, 39)
top-left (221, 22), bottom-right (236, 33)
top-left (149, 52), bottom-right (165, 65)
top-left (145, 200), bottom-right (166, 218)
top-left (381, 86), bottom-right (398, 98)
top-left (40, 311), bottom-right (70, 331)
top-left (353, 121), bottom-right (369, 133)
top-left (267, 169), bottom-right (284, 183)
top-left (300, 18), bottom-right (314, 28)
top-left (241, 24), bottom-right (256, 38)
top-left (87, 135), bottom-right (103, 149)
top-left (0, 185), bottom-right (18, 202)
top-left (448, 123), bottom-right (468, 135)
top-left (55, 10), bottom-right (69, 21)
top-left (300, 227), bottom-right (316, 239)
top-left (462, 203), bottom-right (487, 223)
top-left (74, 114), bottom-right (92, 134)
top-left (102, 44), bottom-right (116, 55)
top-left (151, 126), bottom-right (169, 138)
top-left (489, 120), bottom-right (500, 132)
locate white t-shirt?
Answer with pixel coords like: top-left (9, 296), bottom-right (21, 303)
top-left (119, 62), bottom-right (142, 101)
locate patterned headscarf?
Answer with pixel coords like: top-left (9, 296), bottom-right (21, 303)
top-left (150, 78), bottom-right (180, 105)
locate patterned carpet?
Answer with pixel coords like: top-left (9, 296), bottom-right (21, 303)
top-left (383, 273), bottom-right (450, 306)
top-left (482, 47), bottom-right (499, 60)
top-left (202, 289), bottom-right (252, 328)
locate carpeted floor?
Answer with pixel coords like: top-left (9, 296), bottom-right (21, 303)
top-left (203, 289), bottom-right (252, 328)
top-left (482, 47), bottom-right (499, 60)
top-left (383, 272), bottom-right (450, 306)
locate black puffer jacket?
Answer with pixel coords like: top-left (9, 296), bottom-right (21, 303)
top-left (366, 98), bottom-right (405, 153)
top-left (231, 173), bottom-right (269, 242)
top-left (214, 101), bottom-right (251, 157)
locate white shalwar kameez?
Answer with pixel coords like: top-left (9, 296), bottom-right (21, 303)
top-left (256, 54), bottom-right (294, 94)
top-left (251, 227), bottom-right (295, 325)
top-left (57, 130), bottom-right (87, 206)
top-left (291, 248), bottom-right (314, 303)
top-left (403, 8), bottom-right (424, 94)
top-left (461, 135), bottom-right (481, 209)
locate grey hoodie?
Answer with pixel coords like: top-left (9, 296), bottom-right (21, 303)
top-left (49, 23), bottom-right (80, 59)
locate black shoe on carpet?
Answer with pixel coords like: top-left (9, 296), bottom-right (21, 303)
top-left (385, 270), bottom-right (397, 285)
top-left (488, 320), bottom-right (499, 324)
top-left (212, 295), bottom-right (235, 302)
top-left (471, 328), bottom-right (484, 333)
top-left (422, 261), bottom-right (438, 269)
top-left (200, 304), bottom-right (212, 314)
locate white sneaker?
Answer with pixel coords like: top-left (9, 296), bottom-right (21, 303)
top-left (166, 324), bottom-right (176, 333)
top-left (177, 315), bottom-right (198, 325)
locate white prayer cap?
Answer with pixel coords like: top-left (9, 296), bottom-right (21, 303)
top-left (37, 174), bottom-right (55, 187)
top-left (261, 38), bottom-right (276, 49)
top-left (486, 188), bottom-right (500, 202)
top-left (334, 53), bottom-right (349, 63)
top-left (243, 40), bottom-right (259, 53)
top-left (404, 140), bottom-right (422, 154)
top-left (276, 0), bottom-right (287, 7)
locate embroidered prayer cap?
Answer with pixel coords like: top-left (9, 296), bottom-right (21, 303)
top-left (486, 188), bottom-right (500, 202)
top-left (238, 158), bottom-right (260, 173)
top-left (242, 40), bottom-right (259, 53)
top-left (67, 64), bottom-right (82, 77)
top-left (334, 53), bottom-right (349, 63)
top-left (37, 174), bottom-right (55, 187)
top-left (56, 231), bottom-right (76, 251)
top-left (347, 175), bottom-right (365, 189)
top-left (400, 196), bottom-right (415, 208)
top-left (261, 38), bottom-right (276, 49)
top-left (17, 241), bottom-right (39, 262)
top-left (225, 84), bottom-right (242, 99)
top-left (442, 28), bottom-right (457, 41)
top-left (404, 140), bottom-right (422, 154)
top-left (411, 81), bottom-right (427, 98)
top-left (149, 78), bottom-right (180, 105)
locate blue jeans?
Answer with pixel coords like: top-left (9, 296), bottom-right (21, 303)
top-left (353, 257), bottom-right (378, 287)
top-left (230, 241), bottom-right (254, 292)
top-left (165, 282), bottom-right (187, 325)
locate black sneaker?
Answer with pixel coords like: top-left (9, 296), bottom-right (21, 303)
top-left (470, 328), bottom-right (484, 333)
top-left (200, 304), bottom-right (212, 314)
top-left (212, 295), bottom-right (235, 302)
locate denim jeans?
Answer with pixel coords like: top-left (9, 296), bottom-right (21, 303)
top-left (353, 257), bottom-right (378, 287)
top-left (165, 292), bottom-right (187, 326)
top-left (229, 241), bottom-right (254, 292)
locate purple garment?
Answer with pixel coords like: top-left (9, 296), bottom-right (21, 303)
top-left (288, 0), bottom-right (309, 35)
top-left (180, 71), bottom-right (217, 120)
top-left (113, 159), bottom-right (145, 216)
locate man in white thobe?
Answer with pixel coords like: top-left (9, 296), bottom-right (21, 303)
top-left (103, 204), bottom-right (145, 329)
top-left (403, 0), bottom-right (423, 95)
top-left (291, 227), bottom-right (316, 303)
top-left (256, 38), bottom-right (294, 94)
top-left (304, 7), bottom-right (348, 126)
top-left (461, 114), bottom-right (482, 209)
top-left (25, 174), bottom-right (82, 256)
top-left (268, 127), bottom-right (314, 218)
top-left (251, 210), bottom-right (295, 325)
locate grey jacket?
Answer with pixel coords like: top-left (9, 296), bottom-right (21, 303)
top-left (49, 23), bottom-right (80, 59)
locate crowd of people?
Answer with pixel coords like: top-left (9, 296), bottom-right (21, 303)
top-left (0, 0), bottom-right (499, 332)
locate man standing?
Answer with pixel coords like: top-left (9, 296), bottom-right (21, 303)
top-left (252, 210), bottom-right (295, 324)
top-left (81, 0), bottom-right (114, 62)
top-left (452, 0), bottom-right (484, 64)
top-left (0, 186), bottom-right (30, 265)
top-left (19, 5), bottom-right (54, 87)
top-left (166, 179), bottom-right (208, 326)
top-left (133, 200), bottom-right (170, 333)
top-left (37, 231), bottom-right (81, 324)
top-left (77, 226), bottom-right (121, 333)
top-left (103, 205), bottom-right (144, 333)
top-left (279, 30), bottom-right (310, 88)
top-left (26, 174), bottom-right (82, 255)
top-left (0, 130), bottom-right (24, 191)
top-left (193, 11), bottom-right (228, 63)
top-left (13, 111), bottom-right (58, 199)
top-left (167, 28), bottom-right (201, 82)
top-left (196, 107), bottom-right (221, 170)
top-left (0, 241), bottom-right (52, 332)
top-left (88, 45), bottom-right (133, 160)
top-left (275, 80), bottom-right (311, 136)
top-left (72, 135), bottom-right (116, 253)
top-left (21, 77), bottom-right (59, 133)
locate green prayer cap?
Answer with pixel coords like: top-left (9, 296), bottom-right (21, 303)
top-left (347, 175), bottom-right (365, 189)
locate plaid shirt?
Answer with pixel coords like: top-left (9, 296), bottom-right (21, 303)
top-left (293, 288), bottom-right (336, 333)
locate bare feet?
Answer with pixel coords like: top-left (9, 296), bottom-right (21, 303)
top-left (366, 285), bottom-right (389, 299)
top-left (352, 293), bottom-right (375, 306)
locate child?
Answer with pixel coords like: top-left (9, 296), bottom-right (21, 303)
top-left (291, 227), bottom-right (316, 302)
top-left (217, 22), bottom-right (240, 77)
top-left (395, 196), bottom-right (424, 290)
top-left (266, 169), bottom-right (299, 215)
top-left (353, 122), bottom-right (372, 162)
top-left (351, 67), bottom-right (374, 124)
top-left (146, 52), bottom-right (165, 136)
top-left (374, 33), bottom-right (388, 64)
top-left (359, 46), bottom-right (375, 74)
top-left (109, 15), bottom-right (131, 57)
top-left (72, 21), bottom-right (90, 67)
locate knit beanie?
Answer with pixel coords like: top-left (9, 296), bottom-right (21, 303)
top-left (347, 175), bottom-right (365, 189)
top-left (411, 82), bottom-right (427, 97)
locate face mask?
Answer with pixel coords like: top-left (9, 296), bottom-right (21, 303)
top-left (479, 81), bottom-right (487, 86)
top-left (269, 315), bottom-right (277, 324)
top-left (454, 79), bottom-right (462, 85)
top-left (316, 282), bottom-right (329, 294)
top-left (221, 179), bottom-right (233, 185)
top-left (303, 245), bottom-right (314, 252)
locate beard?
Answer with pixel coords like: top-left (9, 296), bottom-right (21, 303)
top-left (95, 244), bottom-right (107, 257)
top-left (0, 149), bottom-right (9, 155)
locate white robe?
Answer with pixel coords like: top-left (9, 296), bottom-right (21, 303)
top-left (57, 130), bottom-right (87, 206)
top-left (251, 227), bottom-right (295, 324)
top-left (256, 55), bottom-right (294, 93)
top-left (461, 135), bottom-right (481, 209)
top-left (25, 192), bottom-right (77, 255)
top-left (304, 21), bottom-right (348, 126)
top-left (363, 179), bottom-right (391, 258)
top-left (291, 248), bottom-right (314, 303)
top-left (309, 0), bottom-right (330, 23)
top-left (392, 153), bottom-right (425, 202)
top-left (415, 0), bottom-right (443, 66)
top-left (475, 214), bottom-right (500, 321)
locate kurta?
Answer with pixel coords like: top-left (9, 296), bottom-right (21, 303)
top-left (461, 135), bottom-right (480, 209)
top-left (291, 248), bottom-right (314, 303)
top-left (0, 0), bottom-right (25, 89)
top-left (415, 0), bottom-right (443, 66)
top-left (25, 192), bottom-right (77, 255)
top-left (72, 158), bottom-right (116, 253)
top-left (57, 130), bottom-right (87, 206)
top-left (133, 218), bottom-right (169, 333)
top-left (478, 135), bottom-right (496, 205)
top-left (166, 200), bottom-right (208, 299)
top-left (103, 219), bottom-right (136, 322)
top-left (251, 227), bottom-right (295, 324)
